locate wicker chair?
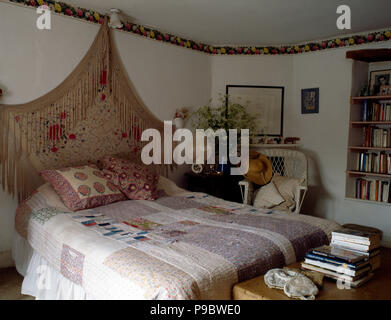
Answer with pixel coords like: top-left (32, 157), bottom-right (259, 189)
top-left (239, 149), bottom-right (308, 213)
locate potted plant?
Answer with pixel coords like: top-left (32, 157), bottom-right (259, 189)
top-left (190, 94), bottom-right (259, 173)
top-left (173, 107), bottom-right (189, 128)
top-left (190, 94), bottom-right (259, 136)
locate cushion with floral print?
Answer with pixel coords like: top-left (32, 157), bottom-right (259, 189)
top-left (40, 164), bottom-right (127, 211)
top-left (100, 156), bottom-right (159, 200)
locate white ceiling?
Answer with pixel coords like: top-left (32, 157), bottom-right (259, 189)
top-left (65, 0), bottom-right (391, 45)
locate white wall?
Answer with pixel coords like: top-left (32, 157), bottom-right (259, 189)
top-left (211, 43), bottom-right (391, 246)
top-left (210, 54), bottom-right (293, 129)
top-left (0, 2), bottom-right (211, 267)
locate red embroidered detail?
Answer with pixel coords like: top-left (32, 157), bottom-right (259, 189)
top-left (101, 93), bottom-right (106, 101)
top-left (133, 126), bottom-right (141, 142)
top-left (69, 134), bottom-right (76, 140)
top-left (51, 146), bottom-right (58, 153)
top-left (122, 132), bottom-right (128, 138)
top-left (49, 124), bottom-right (62, 141)
top-left (100, 70), bottom-right (107, 85)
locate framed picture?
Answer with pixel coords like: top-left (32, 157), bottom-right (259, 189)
top-left (226, 85), bottom-right (284, 136)
top-left (380, 85), bottom-right (391, 96)
top-left (301, 88), bottom-right (319, 114)
top-left (370, 69), bottom-right (391, 95)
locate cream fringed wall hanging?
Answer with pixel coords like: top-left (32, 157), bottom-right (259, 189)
top-left (0, 19), bottom-right (168, 202)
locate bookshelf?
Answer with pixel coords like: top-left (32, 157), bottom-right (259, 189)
top-left (346, 49), bottom-right (391, 205)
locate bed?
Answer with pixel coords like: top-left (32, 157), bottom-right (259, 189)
top-left (13, 176), bottom-right (340, 300)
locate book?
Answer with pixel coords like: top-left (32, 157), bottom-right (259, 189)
top-left (331, 239), bottom-right (379, 252)
top-left (303, 258), bottom-right (371, 276)
top-left (332, 228), bottom-right (381, 243)
top-left (329, 246), bottom-right (380, 258)
top-left (362, 100), bottom-right (368, 121)
top-left (355, 177), bottom-right (391, 203)
top-left (344, 273), bottom-right (374, 288)
top-left (305, 252), bottom-right (369, 270)
top-left (311, 245), bottom-right (367, 264)
top-left (301, 263), bottom-right (369, 282)
top-left (332, 235), bottom-right (372, 245)
top-left (326, 273), bottom-right (374, 288)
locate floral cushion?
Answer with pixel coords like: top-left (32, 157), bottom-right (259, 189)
top-left (100, 156), bottom-right (159, 200)
top-left (40, 165), bottom-right (127, 211)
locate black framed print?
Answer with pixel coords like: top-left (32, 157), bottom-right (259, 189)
top-left (226, 85), bottom-right (284, 136)
top-left (301, 88), bottom-right (319, 114)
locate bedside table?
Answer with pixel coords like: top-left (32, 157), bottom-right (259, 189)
top-left (184, 172), bottom-right (243, 203)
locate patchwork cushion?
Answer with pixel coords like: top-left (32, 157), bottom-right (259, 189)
top-left (40, 165), bottom-right (127, 211)
top-left (100, 156), bottom-right (159, 200)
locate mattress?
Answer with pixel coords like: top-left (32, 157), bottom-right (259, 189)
top-left (14, 177), bottom-right (340, 299)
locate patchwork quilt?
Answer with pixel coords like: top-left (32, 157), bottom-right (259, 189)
top-left (15, 181), bottom-right (340, 299)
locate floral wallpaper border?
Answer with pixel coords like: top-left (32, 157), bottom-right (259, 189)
top-left (8, 0), bottom-right (391, 55)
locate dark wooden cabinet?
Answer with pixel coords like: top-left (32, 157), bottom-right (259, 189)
top-left (184, 172), bottom-right (243, 203)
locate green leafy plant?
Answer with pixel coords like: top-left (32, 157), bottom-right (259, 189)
top-left (190, 94), bottom-right (260, 136)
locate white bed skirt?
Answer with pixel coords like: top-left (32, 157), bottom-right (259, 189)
top-left (13, 233), bottom-right (94, 300)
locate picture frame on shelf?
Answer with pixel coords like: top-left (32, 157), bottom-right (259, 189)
top-left (380, 85), bottom-right (391, 96)
top-left (301, 88), bottom-right (319, 114)
top-left (226, 85), bottom-right (284, 136)
top-left (369, 69), bottom-right (391, 95)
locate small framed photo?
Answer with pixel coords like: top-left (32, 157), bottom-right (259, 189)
top-left (370, 69), bottom-right (391, 95)
top-left (380, 85), bottom-right (391, 96)
top-left (301, 88), bottom-right (319, 114)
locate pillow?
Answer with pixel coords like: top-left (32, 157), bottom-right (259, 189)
top-left (253, 182), bottom-right (285, 209)
top-left (40, 165), bottom-right (127, 211)
top-left (272, 174), bottom-right (302, 201)
top-left (271, 174), bottom-right (303, 212)
top-left (100, 156), bottom-right (159, 200)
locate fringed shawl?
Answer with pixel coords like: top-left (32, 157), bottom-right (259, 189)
top-left (0, 20), bottom-right (167, 202)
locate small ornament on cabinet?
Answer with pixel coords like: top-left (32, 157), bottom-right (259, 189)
top-left (173, 107), bottom-right (189, 129)
top-left (191, 163), bottom-right (203, 174)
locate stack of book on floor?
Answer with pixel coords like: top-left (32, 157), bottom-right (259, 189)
top-left (301, 229), bottom-right (381, 288)
top-left (330, 228), bottom-right (381, 271)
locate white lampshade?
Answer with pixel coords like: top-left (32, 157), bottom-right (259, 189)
top-left (109, 9), bottom-right (123, 29)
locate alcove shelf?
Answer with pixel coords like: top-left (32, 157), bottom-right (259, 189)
top-left (345, 49), bottom-right (391, 205)
top-left (351, 95), bottom-right (391, 102)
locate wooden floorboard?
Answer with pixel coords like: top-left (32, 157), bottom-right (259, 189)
top-left (0, 267), bottom-right (34, 300)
